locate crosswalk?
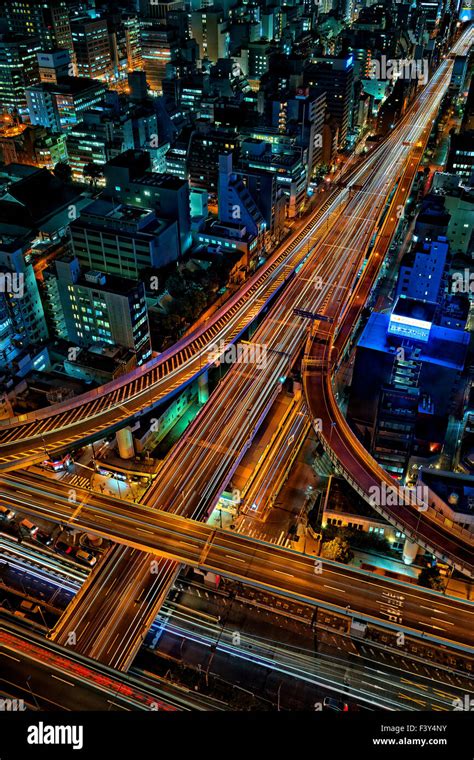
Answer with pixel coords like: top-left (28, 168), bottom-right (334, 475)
top-left (61, 473), bottom-right (92, 490)
top-left (235, 520), bottom-right (293, 548)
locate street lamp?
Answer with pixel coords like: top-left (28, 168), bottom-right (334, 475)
top-left (25, 675), bottom-right (41, 710)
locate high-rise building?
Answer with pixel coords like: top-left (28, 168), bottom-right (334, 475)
top-left (449, 55), bottom-right (468, 91)
top-left (240, 134), bottom-right (307, 218)
top-left (71, 18), bottom-right (113, 82)
top-left (140, 22), bottom-right (178, 94)
top-left (246, 40), bottom-right (273, 83)
top-left (305, 54), bottom-right (354, 147)
top-left (103, 157), bottom-right (192, 256)
top-left (187, 128), bottom-right (239, 192)
top-left (26, 77), bottom-right (107, 131)
top-left (5, 0), bottom-right (73, 56)
top-left (66, 111), bottom-right (116, 182)
top-left (0, 34), bottom-right (42, 117)
top-left (190, 8), bottom-right (229, 62)
top-left (0, 235), bottom-right (49, 372)
top-left (446, 131), bottom-right (474, 184)
top-left (69, 200), bottom-right (180, 278)
top-left (124, 16), bottom-right (143, 73)
top-left (37, 49), bottom-right (72, 83)
top-left (418, 0), bottom-right (443, 29)
top-left (395, 238), bottom-right (448, 303)
top-left (217, 153), bottom-right (266, 259)
top-left (139, 0), bottom-right (186, 22)
top-left (348, 297), bottom-right (469, 478)
top-left (270, 88), bottom-right (326, 179)
top-left (46, 256), bottom-right (152, 365)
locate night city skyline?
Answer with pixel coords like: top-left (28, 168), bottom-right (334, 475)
top-left (0, 0), bottom-right (473, 753)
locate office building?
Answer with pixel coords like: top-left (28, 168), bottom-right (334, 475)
top-left (240, 135), bottom-right (307, 218)
top-left (70, 200), bottom-right (180, 278)
top-left (450, 55), bottom-right (468, 91)
top-left (218, 153), bottom-right (266, 256)
top-left (395, 238), bottom-right (448, 303)
top-left (0, 234), bottom-right (49, 373)
top-left (446, 131), bottom-right (474, 184)
top-left (348, 298), bottom-right (469, 478)
top-left (103, 151), bottom-right (191, 256)
top-left (5, 0), bottom-right (74, 56)
top-left (0, 34), bottom-right (42, 116)
top-left (305, 54), bottom-right (354, 147)
top-left (71, 18), bottom-right (113, 82)
top-left (139, 0), bottom-right (186, 21)
top-left (187, 128), bottom-right (239, 192)
top-left (140, 23), bottom-right (178, 94)
top-left (37, 49), bottom-right (72, 83)
top-left (46, 256), bottom-right (152, 365)
top-left (26, 76), bottom-right (107, 131)
top-left (190, 8), bottom-right (229, 62)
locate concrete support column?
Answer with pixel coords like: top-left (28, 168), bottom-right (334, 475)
top-left (403, 537), bottom-right (419, 565)
top-left (198, 370), bottom-right (209, 404)
top-left (85, 534), bottom-right (103, 547)
top-left (116, 426), bottom-right (134, 460)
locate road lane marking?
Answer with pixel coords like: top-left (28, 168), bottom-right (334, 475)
top-left (0, 652), bottom-right (21, 662)
top-left (51, 674), bottom-right (75, 687)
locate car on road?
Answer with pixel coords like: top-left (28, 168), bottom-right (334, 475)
top-left (0, 506), bottom-right (15, 520)
top-left (54, 540), bottom-right (73, 556)
top-left (323, 697), bottom-right (349, 712)
top-left (75, 549), bottom-right (97, 567)
top-left (20, 600), bottom-right (41, 614)
top-left (19, 518), bottom-right (38, 537)
top-left (35, 530), bottom-right (53, 546)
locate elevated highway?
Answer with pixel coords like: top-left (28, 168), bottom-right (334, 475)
top-left (0, 159), bottom-right (368, 471)
top-left (0, 472), bottom-right (473, 660)
top-left (302, 28), bottom-right (474, 579)
top-left (3, 29), bottom-right (472, 670)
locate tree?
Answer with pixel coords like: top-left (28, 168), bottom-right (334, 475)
top-left (83, 162), bottom-right (104, 188)
top-left (321, 537), bottom-right (353, 564)
top-left (54, 161), bottom-right (72, 184)
top-left (418, 564), bottom-right (444, 592)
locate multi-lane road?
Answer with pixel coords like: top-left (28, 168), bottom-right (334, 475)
top-left (0, 159), bottom-right (362, 470)
top-left (302, 27), bottom-right (474, 578)
top-left (42, 29), bottom-right (474, 670)
top-left (0, 622), bottom-right (225, 710)
top-left (1, 472), bottom-right (473, 660)
top-left (2, 28), bottom-right (472, 677)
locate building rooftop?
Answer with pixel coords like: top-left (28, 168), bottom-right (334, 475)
top-left (392, 296), bottom-right (437, 324)
top-left (420, 469), bottom-right (474, 518)
top-left (132, 173), bottom-right (187, 191)
top-left (29, 76), bottom-right (106, 95)
top-left (2, 168), bottom-right (82, 225)
top-left (359, 311), bottom-right (469, 370)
